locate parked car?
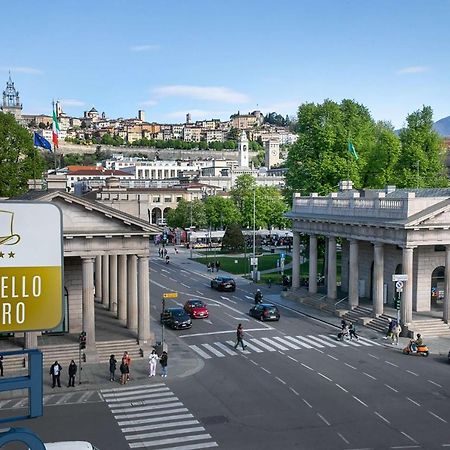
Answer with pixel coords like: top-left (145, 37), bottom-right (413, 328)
top-left (184, 299), bottom-right (209, 318)
top-left (210, 276), bottom-right (236, 292)
top-left (160, 307), bottom-right (192, 330)
top-left (249, 303), bottom-right (280, 321)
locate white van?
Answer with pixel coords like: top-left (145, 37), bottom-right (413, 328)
top-left (44, 442), bottom-right (99, 450)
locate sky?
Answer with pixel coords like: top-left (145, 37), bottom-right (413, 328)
top-left (3, 0), bottom-right (450, 128)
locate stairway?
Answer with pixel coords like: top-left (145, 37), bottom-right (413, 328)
top-left (409, 318), bottom-right (450, 338)
top-left (365, 314), bottom-right (393, 333)
top-left (96, 339), bottom-right (144, 363)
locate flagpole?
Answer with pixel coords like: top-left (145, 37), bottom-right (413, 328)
top-left (52, 100), bottom-right (57, 171)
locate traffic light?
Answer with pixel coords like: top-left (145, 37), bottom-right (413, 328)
top-left (79, 331), bottom-right (87, 350)
top-left (394, 295), bottom-right (401, 310)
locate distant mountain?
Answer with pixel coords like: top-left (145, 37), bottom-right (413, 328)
top-left (433, 116), bottom-right (450, 137)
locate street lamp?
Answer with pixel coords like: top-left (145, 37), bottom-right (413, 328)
top-left (252, 189), bottom-right (256, 281)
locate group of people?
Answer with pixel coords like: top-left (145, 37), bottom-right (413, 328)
top-left (109, 351), bottom-right (133, 384)
top-left (148, 350), bottom-right (168, 377)
top-left (340, 319), bottom-right (359, 341)
top-left (49, 360), bottom-right (77, 388)
top-left (207, 261), bottom-right (221, 273)
top-left (158, 247), bottom-right (171, 264)
top-left (384, 319), bottom-right (402, 345)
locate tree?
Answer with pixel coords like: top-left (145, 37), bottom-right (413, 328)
top-left (166, 199), bottom-right (207, 229)
top-left (204, 196), bottom-right (240, 229)
top-left (227, 127), bottom-right (240, 141)
top-left (264, 111), bottom-right (290, 127)
top-left (101, 133), bottom-right (114, 145)
top-left (221, 223), bottom-right (245, 253)
top-left (0, 112), bottom-right (46, 197)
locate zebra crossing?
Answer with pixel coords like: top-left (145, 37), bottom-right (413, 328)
top-left (189, 334), bottom-right (382, 360)
top-left (101, 383), bottom-right (218, 449)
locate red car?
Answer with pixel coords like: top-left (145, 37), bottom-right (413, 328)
top-left (184, 299), bottom-right (209, 319)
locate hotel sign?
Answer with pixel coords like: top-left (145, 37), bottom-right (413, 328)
top-left (0, 202), bottom-right (63, 331)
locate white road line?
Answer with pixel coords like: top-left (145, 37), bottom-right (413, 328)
top-left (225, 340), bottom-right (250, 354)
top-left (55, 393), bottom-right (74, 405)
top-left (322, 334), bottom-right (349, 347)
top-left (306, 335), bottom-right (337, 347)
top-left (242, 341), bottom-right (264, 353)
top-left (290, 387), bottom-right (299, 396)
top-left (406, 397), bottom-right (421, 407)
top-left (106, 392), bottom-right (174, 403)
top-left (180, 283), bottom-right (191, 288)
top-left (406, 370), bottom-right (418, 377)
top-left (273, 336), bottom-right (301, 350)
top-left (214, 342), bottom-right (238, 355)
top-left (335, 384), bottom-right (348, 393)
top-left (202, 343), bottom-right (225, 357)
top-left (249, 338), bottom-right (277, 352)
top-left (260, 337), bottom-right (289, 351)
top-left (358, 336), bottom-right (382, 347)
top-left (295, 335), bottom-right (324, 348)
top-left (337, 433), bottom-right (350, 445)
top-left (374, 411), bottom-right (390, 424)
top-left (115, 407), bottom-right (188, 420)
top-left (11, 398), bottom-right (27, 408)
top-left (428, 379), bottom-right (442, 388)
top-left (128, 433), bottom-right (213, 448)
top-left (345, 363), bottom-right (357, 370)
top-left (287, 355), bottom-right (298, 362)
top-left (317, 413), bottom-right (331, 426)
top-left (275, 377), bottom-right (286, 385)
top-left (43, 395), bottom-right (55, 405)
top-left (149, 442), bottom-right (218, 450)
top-left (385, 384), bottom-right (398, 393)
top-left (102, 386), bottom-right (169, 398)
top-left (249, 359), bottom-right (259, 366)
top-left (245, 295), bottom-right (253, 300)
top-left (350, 338), bottom-right (373, 347)
top-left (196, 290), bottom-right (203, 295)
top-left (345, 339), bottom-right (362, 347)
top-left (190, 345), bottom-right (212, 359)
top-left (400, 431), bottom-right (419, 444)
top-left (102, 383), bottom-right (166, 394)
top-left (119, 413), bottom-right (194, 427)
top-left (260, 367), bottom-right (271, 374)
top-left (112, 397), bottom-right (182, 410)
top-left (428, 410), bottom-right (447, 423)
top-left (368, 353), bottom-right (379, 359)
top-left (284, 335), bottom-right (314, 349)
top-left (385, 361), bottom-right (399, 367)
top-left (169, 277), bottom-right (177, 282)
top-left (363, 372), bottom-right (376, 380)
top-left (318, 372), bottom-right (333, 382)
top-left (302, 398), bottom-right (312, 408)
top-left (79, 391), bottom-right (94, 402)
top-left (125, 426), bottom-right (206, 441)
top-left (122, 419), bottom-right (199, 433)
top-left (301, 363), bottom-right (314, 371)
top-left (113, 403), bottom-right (184, 417)
top-left (313, 348), bottom-right (324, 354)
top-left (352, 395), bottom-right (368, 407)
top-left (179, 328), bottom-right (269, 338)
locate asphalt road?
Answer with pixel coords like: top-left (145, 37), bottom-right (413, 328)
top-left (2, 250), bottom-right (450, 450)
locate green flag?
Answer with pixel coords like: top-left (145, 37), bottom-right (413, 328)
top-left (347, 141), bottom-right (359, 160)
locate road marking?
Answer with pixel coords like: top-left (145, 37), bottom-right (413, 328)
top-left (11, 398), bottom-right (27, 408)
top-left (196, 290), bottom-right (203, 295)
top-left (122, 419), bottom-right (200, 433)
top-left (406, 370), bottom-right (418, 377)
top-left (243, 341), bottom-right (264, 353)
top-left (318, 372), bottom-right (333, 382)
top-left (180, 283), bottom-right (191, 288)
top-left (385, 361), bottom-right (399, 367)
top-left (301, 363), bottom-right (314, 371)
top-left (406, 397), bottom-right (421, 407)
top-left (260, 337), bottom-right (289, 351)
top-left (428, 379), bottom-right (442, 388)
top-left (295, 335), bottom-right (324, 348)
top-left (249, 338), bottom-right (277, 352)
top-left (128, 433), bottom-right (213, 448)
top-left (428, 410), bottom-right (447, 423)
top-left (169, 277), bottom-right (177, 282)
top-left (106, 391), bottom-right (173, 403)
top-left (385, 384), bottom-right (398, 393)
top-left (260, 367), bottom-right (271, 374)
top-left (368, 353), bottom-right (379, 359)
top-left (102, 386), bottom-right (168, 398)
top-left (273, 336), bottom-right (301, 350)
top-left (55, 393), bottom-right (75, 404)
top-left (363, 372), bottom-right (376, 380)
top-left (345, 363), bottom-right (357, 370)
top-left (225, 340), bottom-right (250, 354)
top-left (287, 355), bottom-right (298, 362)
top-left (202, 343), bottom-right (225, 357)
top-left (374, 411), bottom-right (390, 424)
top-left (125, 425), bottom-right (205, 440)
top-left (317, 413), bottom-right (330, 426)
top-left (275, 377), bottom-right (287, 385)
top-left (313, 348), bottom-right (324, 354)
top-left (80, 391), bottom-right (95, 402)
top-left (337, 433), bottom-right (350, 444)
top-left (160, 269), bottom-right (170, 273)
top-left (179, 328), bottom-right (270, 338)
top-left (249, 359), bottom-right (259, 366)
top-left (352, 396), bottom-right (368, 407)
top-left (400, 431), bottom-right (419, 444)
top-left (335, 384), bottom-right (348, 393)
top-left (115, 407), bottom-right (188, 420)
top-left (112, 402), bottom-right (183, 415)
top-left (245, 295), bottom-right (253, 300)
top-left (284, 335), bottom-right (314, 349)
top-left (120, 413), bottom-right (194, 427)
top-left (302, 398), bottom-right (312, 408)
top-left (290, 387), bottom-right (299, 396)
top-left (322, 334), bottom-right (349, 347)
top-left (358, 336), bottom-right (383, 347)
top-left (214, 342), bottom-right (238, 355)
top-left (327, 354), bottom-right (338, 361)
top-left (306, 335), bottom-right (337, 347)
top-left (190, 345), bottom-right (212, 359)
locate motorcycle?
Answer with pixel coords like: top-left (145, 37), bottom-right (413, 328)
top-left (254, 293), bottom-right (263, 305)
top-left (403, 341), bottom-right (429, 357)
top-left (165, 256), bottom-right (170, 264)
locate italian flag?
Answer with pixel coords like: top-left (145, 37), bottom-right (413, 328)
top-left (52, 103), bottom-right (60, 149)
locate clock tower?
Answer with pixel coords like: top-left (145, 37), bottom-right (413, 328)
top-left (264, 140), bottom-right (280, 169)
top-left (238, 130), bottom-right (249, 167)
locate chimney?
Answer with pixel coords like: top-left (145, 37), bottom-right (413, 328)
top-left (27, 179), bottom-right (44, 191)
top-left (46, 174), bottom-right (67, 191)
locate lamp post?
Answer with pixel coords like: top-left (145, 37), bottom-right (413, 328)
top-left (252, 189), bottom-right (256, 281)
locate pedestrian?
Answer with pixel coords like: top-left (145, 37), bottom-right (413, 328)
top-left (234, 324), bottom-right (247, 350)
top-left (341, 319), bottom-right (348, 330)
top-left (67, 360), bottom-right (77, 387)
top-left (148, 350), bottom-right (158, 377)
top-left (50, 361), bottom-right (62, 388)
top-left (123, 351), bottom-right (131, 381)
top-left (211, 261), bottom-right (216, 272)
top-left (392, 323), bottom-right (402, 345)
top-left (163, 248), bottom-right (167, 257)
top-left (160, 351), bottom-right (168, 378)
top-left (174, 247), bottom-right (178, 254)
top-left (215, 260), bottom-right (220, 272)
top-left (0, 355), bottom-right (3, 377)
top-left (349, 323), bottom-right (358, 340)
top-left (384, 319), bottom-right (395, 340)
top-left (119, 359), bottom-right (128, 385)
top-left (109, 354), bottom-right (117, 382)
top-left (207, 262), bottom-right (212, 273)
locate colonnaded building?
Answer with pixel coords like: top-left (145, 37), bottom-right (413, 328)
top-left (287, 180), bottom-right (450, 336)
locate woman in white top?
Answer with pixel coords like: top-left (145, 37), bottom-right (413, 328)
top-left (148, 350), bottom-right (158, 377)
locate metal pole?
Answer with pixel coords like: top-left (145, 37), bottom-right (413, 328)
top-left (78, 345), bottom-right (82, 385)
top-left (253, 189), bottom-right (256, 281)
top-left (397, 291), bottom-right (401, 326)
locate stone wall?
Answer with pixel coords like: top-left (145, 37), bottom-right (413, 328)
top-left (64, 256), bottom-right (82, 333)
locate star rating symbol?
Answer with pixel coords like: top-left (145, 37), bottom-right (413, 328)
top-left (8, 252), bottom-right (15, 258)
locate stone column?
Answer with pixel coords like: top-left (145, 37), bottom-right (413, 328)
top-left (292, 232), bottom-right (301, 289)
top-left (309, 235), bottom-right (318, 294)
top-left (327, 236), bottom-right (337, 300)
top-left (127, 255), bottom-right (138, 333)
top-left (94, 256), bottom-right (102, 302)
top-left (402, 247), bottom-right (414, 325)
top-left (348, 239), bottom-right (359, 309)
top-left (117, 255), bottom-right (127, 322)
top-left (24, 332), bottom-right (38, 349)
top-left (82, 257), bottom-right (96, 347)
top-left (373, 243), bottom-right (384, 317)
top-left (109, 255), bottom-right (118, 313)
top-left (137, 254), bottom-right (150, 343)
top-left (445, 246), bottom-right (450, 324)
top-left (101, 255), bottom-right (109, 308)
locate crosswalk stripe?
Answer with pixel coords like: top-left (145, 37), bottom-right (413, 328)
top-left (225, 341), bottom-right (250, 354)
top-left (272, 336), bottom-right (301, 350)
top-left (284, 336), bottom-right (314, 349)
top-left (346, 339), bottom-right (362, 347)
top-left (214, 342), bottom-right (238, 355)
top-left (112, 401), bottom-right (183, 414)
top-left (202, 343), bottom-right (225, 357)
top-left (306, 335), bottom-right (337, 347)
top-left (110, 396), bottom-right (178, 409)
top-left (129, 433), bottom-right (213, 448)
top-left (157, 442), bottom-right (218, 450)
top-left (121, 419), bottom-right (198, 433)
top-left (351, 338), bottom-right (372, 347)
top-left (241, 341), bottom-right (264, 353)
top-left (295, 336), bottom-right (324, 348)
top-left (102, 383), bottom-right (166, 394)
top-left (102, 386), bottom-right (169, 398)
top-left (190, 345), bottom-right (212, 359)
top-left (249, 338), bottom-right (276, 352)
top-left (119, 413), bottom-right (194, 427)
top-left (261, 337), bottom-right (289, 350)
top-left (106, 391), bottom-right (173, 403)
top-left (319, 334), bottom-right (349, 347)
top-left (359, 336), bottom-right (381, 346)
top-left (115, 407), bottom-right (188, 420)
top-left (55, 393), bottom-right (74, 405)
top-left (11, 398), bottom-right (27, 408)
top-left (125, 426), bottom-right (206, 441)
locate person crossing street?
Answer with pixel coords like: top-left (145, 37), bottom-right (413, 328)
top-left (234, 323), bottom-right (247, 350)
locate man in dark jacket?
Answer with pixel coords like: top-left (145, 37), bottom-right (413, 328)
top-left (50, 361), bottom-right (62, 388)
top-left (68, 360), bottom-right (77, 387)
top-left (160, 351), bottom-right (168, 377)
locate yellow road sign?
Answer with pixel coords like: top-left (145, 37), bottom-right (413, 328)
top-left (0, 202), bottom-right (63, 332)
top-left (163, 292), bottom-right (178, 299)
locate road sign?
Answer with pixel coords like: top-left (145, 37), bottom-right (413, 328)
top-left (0, 202), bottom-right (63, 332)
top-left (250, 257), bottom-right (258, 266)
top-left (392, 274), bottom-right (408, 282)
top-left (395, 281), bottom-right (404, 292)
top-left (163, 292), bottom-right (178, 299)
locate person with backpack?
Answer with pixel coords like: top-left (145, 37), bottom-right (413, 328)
top-left (349, 323), bottom-right (358, 341)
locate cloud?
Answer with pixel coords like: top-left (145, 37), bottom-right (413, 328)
top-left (1, 66), bottom-right (43, 75)
top-left (59, 99), bottom-right (85, 107)
top-left (153, 85), bottom-right (250, 104)
top-left (140, 99), bottom-right (158, 107)
top-left (396, 66), bottom-right (430, 75)
top-left (130, 44), bottom-right (160, 52)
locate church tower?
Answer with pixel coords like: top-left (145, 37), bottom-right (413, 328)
top-left (238, 130), bottom-right (249, 167)
top-left (1, 73), bottom-right (22, 120)
top-left (264, 139), bottom-right (280, 169)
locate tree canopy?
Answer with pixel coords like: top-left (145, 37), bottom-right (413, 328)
top-left (0, 113), bottom-right (46, 197)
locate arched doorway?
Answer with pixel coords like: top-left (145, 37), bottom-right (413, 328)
top-left (151, 207), bottom-right (162, 224)
top-left (163, 207), bottom-right (172, 219)
top-left (431, 266), bottom-right (445, 310)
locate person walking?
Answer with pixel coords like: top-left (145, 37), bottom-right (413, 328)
top-left (234, 324), bottom-right (247, 350)
top-left (160, 351), bottom-right (168, 378)
top-left (109, 354), bottom-right (117, 382)
top-left (215, 260), bottom-right (220, 272)
top-left (50, 361), bottom-right (62, 388)
top-left (384, 319), bottom-right (395, 340)
top-left (67, 360), bottom-right (77, 387)
top-left (0, 355), bottom-right (3, 377)
top-left (119, 359), bottom-right (128, 385)
top-left (392, 323), bottom-right (402, 345)
top-left (348, 323), bottom-right (359, 341)
top-left (148, 350), bottom-right (158, 377)
top-left (123, 351), bottom-right (131, 381)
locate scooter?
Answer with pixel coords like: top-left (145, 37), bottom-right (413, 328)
top-left (403, 341), bottom-right (429, 357)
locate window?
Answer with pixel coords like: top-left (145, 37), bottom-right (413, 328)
top-left (153, 196), bottom-right (160, 203)
top-left (164, 197), bottom-right (172, 203)
top-left (435, 245), bottom-right (446, 252)
top-left (176, 197), bottom-right (182, 202)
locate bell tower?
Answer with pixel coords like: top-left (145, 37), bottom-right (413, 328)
top-left (238, 130), bottom-right (249, 167)
top-left (1, 73), bottom-right (22, 120)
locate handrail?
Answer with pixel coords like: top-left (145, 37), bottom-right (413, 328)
top-left (334, 296), bottom-right (348, 307)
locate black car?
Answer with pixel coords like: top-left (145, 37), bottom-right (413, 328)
top-left (249, 303), bottom-right (280, 321)
top-left (160, 307), bottom-right (192, 330)
top-left (210, 276), bottom-right (236, 292)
